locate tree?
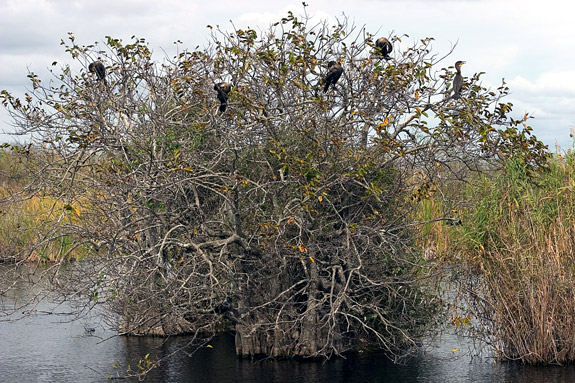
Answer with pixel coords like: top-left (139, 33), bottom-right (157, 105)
top-left (1, 11), bottom-right (547, 363)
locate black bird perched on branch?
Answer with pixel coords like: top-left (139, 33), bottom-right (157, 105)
top-left (323, 61), bottom-right (343, 93)
top-left (88, 61), bottom-right (106, 85)
top-left (452, 61), bottom-right (465, 99)
top-left (214, 82), bottom-right (232, 112)
top-left (214, 297), bottom-right (233, 314)
top-left (375, 37), bottom-right (393, 60)
top-left (213, 296), bottom-right (239, 323)
top-left (445, 218), bottom-right (462, 226)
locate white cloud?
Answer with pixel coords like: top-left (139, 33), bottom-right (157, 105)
top-left (505, 72), bottom-right (575, 149)
top-left (510, 73), bottom-right (575, 96)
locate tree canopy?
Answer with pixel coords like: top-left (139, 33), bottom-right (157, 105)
top-left (0, 11), bottom-right (547, 366)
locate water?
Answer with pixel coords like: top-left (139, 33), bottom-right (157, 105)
top-left (2, 266), bottom-right (575, 382)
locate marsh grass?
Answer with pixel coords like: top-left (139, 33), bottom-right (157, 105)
top-left (417, 154), bottom-right (575, 364)
top-left (0, 192), bottom-right (85, 262)
top-left (412, 179), bottom-right (465, 261)
top-left (0, 150), bottom-right (85, 262)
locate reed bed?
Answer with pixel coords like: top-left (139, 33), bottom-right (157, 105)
top-left (418, 154), bottom-right (575, 364)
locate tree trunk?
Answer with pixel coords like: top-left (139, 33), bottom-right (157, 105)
top-left (234, 260), bottom-right (345, 358)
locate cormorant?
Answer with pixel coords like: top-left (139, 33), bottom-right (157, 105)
top-left (445, 218), bottom-right (462, 226)
top-left (214, 297), bottom-right (233, 314)
top-left (88, 61), bottom-right (106, 85)
top-left (323, 61), bottom-right (343, 93)
top-left (375, 37), bottom-right (393, 60)
top-left (214, 82), bottom-right (232, 112)
top-left (452, 61), bottom-right (465, 99)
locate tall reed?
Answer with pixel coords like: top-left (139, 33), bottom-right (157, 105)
top-left (453, 155), bottom-right (575, 364)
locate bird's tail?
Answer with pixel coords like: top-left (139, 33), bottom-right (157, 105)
top-left (219, 103), bottom-right (227, 113)
top-left (323, 82), bottom-right (330, 93)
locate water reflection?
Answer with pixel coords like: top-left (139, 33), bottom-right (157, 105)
top-left (2, 264), bottom-right (575, 382)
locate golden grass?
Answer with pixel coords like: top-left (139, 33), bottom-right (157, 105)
top-left (0, 192), bottom-right (85, 261)
top-left (0, 149), bottom-right (87, 263)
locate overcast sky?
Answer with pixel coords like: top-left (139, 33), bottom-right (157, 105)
top-left (1, 0), bottom-right (573, 150)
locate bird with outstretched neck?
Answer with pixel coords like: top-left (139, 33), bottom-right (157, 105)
top-left (323, 61), bottom-right (343, 93)
top-left (452, 61), bottom-right (465, 99)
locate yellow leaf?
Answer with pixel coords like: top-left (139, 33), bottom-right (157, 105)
top-left (298, 244), bottom-right (308, 253)
top-left (309, 256), bottom-right (315, 263)
top-left (74, 208), bottom-right (81, 217)
top-left (451, 348), bottom-right (458, 353)
top-left (206, 345), bottom-right (213, 348)
top-left (379, 117), bottom-right (389, 128)
top-left (318, 195), bottom-right (323, 202)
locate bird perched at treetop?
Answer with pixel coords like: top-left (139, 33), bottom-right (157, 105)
top-left (323, 61), bottom-right (343, 93)
top-left (375, 37), bottom-right (393, 60)
top-left (88, 61), bottom-right (107, 85)
top-left (214, 82), bottom-right (232, 112)
top-left (452, 61), bottom-right (465, 99)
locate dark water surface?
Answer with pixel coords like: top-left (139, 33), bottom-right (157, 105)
top-left (2, 266), bottom-right (575, 382)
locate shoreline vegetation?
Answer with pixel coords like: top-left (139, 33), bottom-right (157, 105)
top-left (0, 10), bottom-right (563, 377)
top-left (0, 150), bottom-right (85, 262)
top-left (414, 152), bottom-right (575, 364)
top-left (5, 148), bottom-right (575, 365)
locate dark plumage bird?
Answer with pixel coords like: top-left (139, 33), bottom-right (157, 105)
top-left (375, 37), bottom-right (393, 60)
top-left (452, 61), bottom-right (465, 99)
top-left (323, 61), bottom-right (343, 93)
top-left (214, 82), bottom-right (232, 112)
top-left (445, 218), bottom-right (462, 226)
top-left (88, 61), bottom-right (106, 85)
top-left (214, 297), bottom-right (233, 314)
